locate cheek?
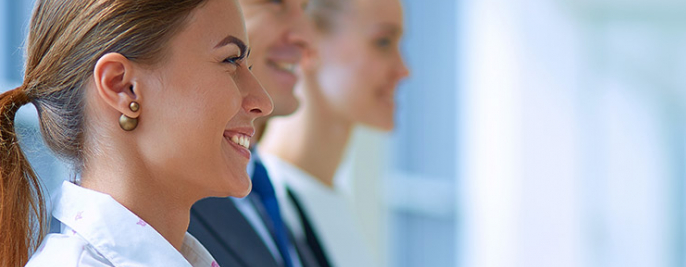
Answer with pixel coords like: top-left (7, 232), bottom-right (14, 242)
top-left (172, 73), bottom-right (241, 133)
top-left (318, 51), bottom-right (383, 114)
top-left (141, 73), bottom-right (243, 182)
top-left (188, 79), bottom-right (242, 156)
top-left (317, 49), bottom-right (397, 130)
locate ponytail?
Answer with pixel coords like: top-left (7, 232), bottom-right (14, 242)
top-left (0, 0), bottom-right (209, 265)
top-left (0, 87), bottom-right (45, 267)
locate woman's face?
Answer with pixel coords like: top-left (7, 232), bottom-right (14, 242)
top-left (239, 0), bottom-right (312, 117)
top-left (314, 0), bottom-right (409, 131)
top-left (137, 0), bottom-right (272, 198)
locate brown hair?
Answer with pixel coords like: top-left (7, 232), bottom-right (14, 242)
top-left (0, 0), bottom-right (207, 265)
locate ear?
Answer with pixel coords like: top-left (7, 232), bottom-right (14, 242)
top-left (93, 53), bottom-right (142, 119)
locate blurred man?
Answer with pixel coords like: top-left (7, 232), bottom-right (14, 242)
top-left (188, 0), bottom-right (319, 267)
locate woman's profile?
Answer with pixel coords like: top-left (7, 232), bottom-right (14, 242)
top-left (0, 0), bottom-right (272, 266)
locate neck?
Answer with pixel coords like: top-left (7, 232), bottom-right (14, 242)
top-left (80, 141), bottom-right (191, 251)
top-left (260, 78), bottom-right (353, 188)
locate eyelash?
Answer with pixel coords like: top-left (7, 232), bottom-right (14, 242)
top-left (223, 56), bottom-right (254, 72)
top-left (223, 56), bottom-right (243, 65)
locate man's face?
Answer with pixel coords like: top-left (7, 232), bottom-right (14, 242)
top-left (239, 0), bottom-right (313, 117)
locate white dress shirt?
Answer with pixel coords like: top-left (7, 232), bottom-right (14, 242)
top-left (27, 181), bottom-right (218, 267)
top-left (260, 153), bottom-right (379, 267)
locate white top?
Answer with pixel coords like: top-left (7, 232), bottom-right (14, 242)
top-left (27, 181), bottom-right (219, 267)
top-left (260, 153), bottom-right (378, 267)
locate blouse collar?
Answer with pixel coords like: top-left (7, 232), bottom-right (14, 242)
top-left (52, 181), bottom-right (217, 267)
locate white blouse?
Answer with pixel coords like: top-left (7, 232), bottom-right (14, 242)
top-left (260, 153), bottom-right (379, 267)
top-left (26, 181), bottom-right (219, 267)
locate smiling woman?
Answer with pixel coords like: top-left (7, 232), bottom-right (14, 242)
top-left (0, 0), bottom-right (271, 266)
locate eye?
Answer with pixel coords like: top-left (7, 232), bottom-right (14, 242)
top-left (223, 55), bottom-right (243, 65)
top-left (376, 37), bottom-right (392, 49)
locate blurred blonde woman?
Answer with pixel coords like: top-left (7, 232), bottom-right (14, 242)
top-left (259, 0), bottom-right (409, 266)
top-left (0, 0), bottom-right (272, 266)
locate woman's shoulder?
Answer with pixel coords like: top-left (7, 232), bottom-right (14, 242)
top-left (26, 233), bottom-right (112, 267)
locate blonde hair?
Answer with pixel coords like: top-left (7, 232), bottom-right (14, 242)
top-left (0, 0), bottom-right (207, 265)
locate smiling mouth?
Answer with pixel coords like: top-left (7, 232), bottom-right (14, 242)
top-left (268, 60), bottom-right (297, 74)
top-left (227, 133), bottom-right (251, 149)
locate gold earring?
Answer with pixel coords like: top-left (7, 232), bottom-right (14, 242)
top-left (119, 101), bottom-right (139, 131)
top-left (129, 101), bottom-right (139, 112)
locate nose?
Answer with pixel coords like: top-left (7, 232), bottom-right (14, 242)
top-left (285, 2), bottom-right (315, 51)
top-left (240, 67), bottom-right (274, 118)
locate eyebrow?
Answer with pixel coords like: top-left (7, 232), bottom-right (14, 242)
top-left (215, 35), bottom-right (250, 58)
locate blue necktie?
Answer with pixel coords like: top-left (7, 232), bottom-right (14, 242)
top-left (251, 159), bottom-right (294, 267)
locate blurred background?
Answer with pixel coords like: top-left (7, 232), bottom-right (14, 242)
top-left (2, 0), bottom-right (686, 266)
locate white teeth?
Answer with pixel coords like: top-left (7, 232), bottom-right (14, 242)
top-left (229, 135), bottom-right (250, 149)
top-left (273, 61), bottom-right (296, 74)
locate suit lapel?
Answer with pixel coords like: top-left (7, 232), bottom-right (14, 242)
top-left (288, 228), bottom-right (321, 267)
top-left (189, 197), bottom-right (281, 267)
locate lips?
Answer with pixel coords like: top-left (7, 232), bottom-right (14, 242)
top-left (268, 60), bottom-right (297, 74)
top-left (223, 128), bottom-right (254, 159)
top-left (263, 59), bottom-right (299, 91)
top-left (264, 45), bottom-right (302, 76)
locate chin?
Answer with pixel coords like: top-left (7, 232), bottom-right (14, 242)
top-left (232, 183), bottom-right (252, 198)
top-left (271, 94), bottom-right (300, 116)
top-left (364, 118), bottom-right (395, 132)
top-left (268, 101), bottom-right (300, 118)
top-left (230, 174), bottom-right (253, 198)
top-left (211, 172), bottom-right (252, 198)
top-left (378, 123), bottom-right (394, 132)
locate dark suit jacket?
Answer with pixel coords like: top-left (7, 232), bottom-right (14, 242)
top-left (189, 196), bottom-right (320, 267)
